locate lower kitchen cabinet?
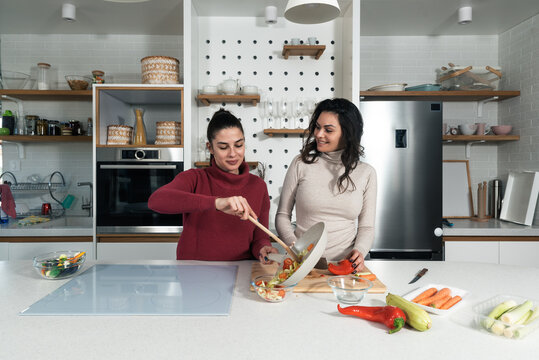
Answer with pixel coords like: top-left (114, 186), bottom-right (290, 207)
top-left (97, 243), bottom-right (178, 260)
top-left (444, 241), bottom-right (499, 264)
top-left (7, 241), bottom-right (94, 260)
top-left (0, 243), bottom-right (8, 261)
top-left (96, 234), bottom-right (179, 260)
top-left (499, 242), bottom-right (539, 267)
top-left (444, 238), bottom-right (539, 267)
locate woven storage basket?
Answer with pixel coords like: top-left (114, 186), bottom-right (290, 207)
top-left (107, 125), bottom-right (133, 145)
top-left (155, 121), bottom-right (182, 145)
top-left (141, 56), bottom-right (180, 84)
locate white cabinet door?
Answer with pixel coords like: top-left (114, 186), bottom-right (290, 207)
top-left (499, 242), bottom-right (539, 268)
top-left (97, 243), bottom-right (177, 260)
top-left (444, 241), bottom-right (499, 264)
top-left (0, 243), bottom-right (8, 260)
top-left (8, 242), bottom-right (95, 260)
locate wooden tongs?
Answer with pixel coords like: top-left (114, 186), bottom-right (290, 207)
top-left (248, 215), bottom-right (300, 262)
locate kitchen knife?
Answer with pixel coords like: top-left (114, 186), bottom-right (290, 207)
top-left (409, 268), bottom-right (428, 284)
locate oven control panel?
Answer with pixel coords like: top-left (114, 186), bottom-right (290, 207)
top-left (122, 149), bottom-right (160, 160)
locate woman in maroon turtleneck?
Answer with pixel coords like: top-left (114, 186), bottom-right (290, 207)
top-left (148, 109), bottom-right (278, 262)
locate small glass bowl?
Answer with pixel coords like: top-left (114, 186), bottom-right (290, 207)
top-left (33, 251), bottom-right (86, 280)
top-left (252, 275), bottom-right (296, 303)
top-left (327, 275), bottom-right (373, 304)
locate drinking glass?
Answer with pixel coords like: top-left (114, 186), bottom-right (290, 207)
top-left (266, 99), bottom-right (275, 129)
top-left (279, 99), bottom-right (290, 129)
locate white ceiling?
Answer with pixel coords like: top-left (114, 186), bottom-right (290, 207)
top-left (0, 0), bottom-right (538, 36)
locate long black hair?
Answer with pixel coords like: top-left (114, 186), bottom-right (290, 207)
top-left (207, 109), bottom-right (244, 164)
top-left (300, 98), bottom-right (364, 193)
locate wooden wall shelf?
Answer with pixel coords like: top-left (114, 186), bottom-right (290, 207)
top-left (194, 161), bottom-right (259, 169)
top-left (196, 94), bottom-right (260, 106)
top-left (0, 89), bottom-right (92, 101)
top-left (96, 144), bottom-right (182, 148)
top-left (360, 90), bottom-right (520, 102)
top-left (263, 129), bottom-right (307, 137)
top-left (282, 45), bottom-right (326, 59)
top-left (0, 135), bottom-right (92, 142)
top-left (443, 135), bottom-right (520, 142)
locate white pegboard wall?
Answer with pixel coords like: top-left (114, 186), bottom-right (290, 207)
top-left (197, 17), bottom-right (344, 227)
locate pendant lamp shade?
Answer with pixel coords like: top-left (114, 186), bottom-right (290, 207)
top-left (284, 0), bottom-right (341, 24)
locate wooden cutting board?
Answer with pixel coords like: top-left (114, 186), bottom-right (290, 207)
top-left (250, 262), bottom-right (387, 293)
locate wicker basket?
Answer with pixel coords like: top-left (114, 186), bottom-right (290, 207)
top-left (141, 56), bottom-right (180, 84)
top-left (155, 121), bottom-right (182, 145)
top-left (107, 125), bottom-right (133, 145)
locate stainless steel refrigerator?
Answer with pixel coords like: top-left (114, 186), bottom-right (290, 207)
top-left (359, 101), bottom-right (443, 260)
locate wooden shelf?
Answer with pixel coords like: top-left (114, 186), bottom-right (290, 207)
top-left (196, 94), bottom-right (259, 106)
top-left (0, 89), bottom-right (92, 101)
top-left (96, 144), bottom-right (183, 148)
top-left (360, 90), bottom-right (520, 101)
top-left (263, 129), bottom-right (308, 137)
top-left (0, 135), bottom-right (92, 142)
top-left (282, 45), bottom-right (326, 59)
top-left (443, 135), bottom-right (520, 142)
top-left (194, 161), bottom-right (259, 169)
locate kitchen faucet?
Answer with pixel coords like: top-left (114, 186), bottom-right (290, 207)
top-left (77, 182), bottom-right (93, 217)
top-left (0, 171), bottom-right (18, 185)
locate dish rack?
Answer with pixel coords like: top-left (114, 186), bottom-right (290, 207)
top-left (1, 171), bottom-right (66, 193)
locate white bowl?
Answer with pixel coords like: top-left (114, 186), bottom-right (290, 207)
top-left (458, 124), bottom-right (477, 135)
top-left (201, 85), bottom-right (219, 94)
top-left (241, 85), bottom-right (258, 95)
top-left (367, 83), bottom-right (407, 91)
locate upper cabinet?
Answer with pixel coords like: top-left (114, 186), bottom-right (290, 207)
top-left (94, 85), bottom-right (184, 148)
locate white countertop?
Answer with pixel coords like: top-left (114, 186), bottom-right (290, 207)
top-left (1, 259), bottom-right (538, 359)
top-left (443, 218), bottom-right (539, 237)
top-left (0, 216), bottom-right (93, 236)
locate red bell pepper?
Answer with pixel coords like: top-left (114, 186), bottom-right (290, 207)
top-left (328, 259), bottom-right (354, 275)
top-left (337, 304), bottom-right (406, 334)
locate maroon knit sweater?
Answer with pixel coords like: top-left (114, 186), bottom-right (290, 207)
top-left (148, 160), bottom-right (271, 260)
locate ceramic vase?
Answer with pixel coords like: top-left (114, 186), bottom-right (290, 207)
top-left (133, 108), bottom-right (147, 145)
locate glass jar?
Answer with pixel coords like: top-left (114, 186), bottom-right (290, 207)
top-left (36, 119), bottom-right (48, 136)
top-left (48, 120), bottom-right (60, 136)
top-left (25, 115), bottom-right (39, 135)
top-left (37, 63), bottom-right (51, 90)
top-left (92, 70), bottom-right (105, 84)
top-left (70, 120), bottom-right (81, 136)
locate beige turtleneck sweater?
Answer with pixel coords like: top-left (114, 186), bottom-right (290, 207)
top-left (275, 150), bottom-right (377, 261)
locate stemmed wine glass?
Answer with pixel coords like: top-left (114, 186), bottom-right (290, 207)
top-left (279, 99), bottom-right (290, 129)
top-left (266, 98), bottom-right (275, 129)
top-left (294, 99), bottom-right (305, 129)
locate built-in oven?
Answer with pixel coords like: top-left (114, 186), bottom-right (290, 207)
top-left (96, 147), bottom-right (183, 234)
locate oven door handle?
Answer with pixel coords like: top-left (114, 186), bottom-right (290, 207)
top-left (99, 164), bottom-right (179, 170)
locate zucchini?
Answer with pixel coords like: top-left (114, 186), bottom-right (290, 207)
top-left (386, 293), bottom-right (432, 331)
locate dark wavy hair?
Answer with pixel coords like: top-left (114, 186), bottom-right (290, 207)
top-left (300, 98), bottom-right (364, 193)
top-left (207, 108), bottom-right (244, 164)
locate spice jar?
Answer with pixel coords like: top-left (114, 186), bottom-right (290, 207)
top-left (37, 63), bottom-right (51, 90)
top-left (36, 119), bottom-right (48, 136)
top-left (61, 123), bottom-right (73, 136)
top-left (92, 70), bottom-right (105, 84)
top-left (25, 115), bottom-right (39, 135)
top-left (48, 120), bottom-right (61, 136)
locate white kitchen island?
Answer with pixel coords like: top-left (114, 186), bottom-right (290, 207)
top-left (1, 260), bottom-right (537, 359)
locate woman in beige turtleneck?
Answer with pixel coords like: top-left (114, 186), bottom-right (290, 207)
top-left (275, 98), bottom-right (377, 272)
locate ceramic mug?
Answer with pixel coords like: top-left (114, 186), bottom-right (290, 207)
top-left (458, 124), bottom-right (477, 135)
top-left (308, 37), bottom-right (317, 45)
top-left (475, 122), bottom-right (487, 135)
top-left (291, 38), bottom-right (300, 45)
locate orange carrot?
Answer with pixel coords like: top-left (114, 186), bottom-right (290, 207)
top-left (418, 287), bottom-right (451, 305)
top-left (412, 287), bottom-right (438, 303)
top-left (358, 273), bottom-right (377, 281)
top-left (440, 295), bottom-right (462, 310)
top-left (307, 243), bottom-right (314, 251)
top-left (430, 295), bottom-right (451, 308)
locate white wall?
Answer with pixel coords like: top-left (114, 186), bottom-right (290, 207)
top-left (1, 34), bottom-right (182, 216)
top-left (360, 35), bottom-right (500, 214)
top-left (498, 13), bottom-right (539, 224)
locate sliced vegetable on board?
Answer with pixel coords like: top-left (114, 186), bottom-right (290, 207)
top-left (328, 259), bottom-right (354, 275)
top-left (337, 305), bottom-right (406, 334)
